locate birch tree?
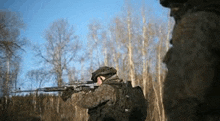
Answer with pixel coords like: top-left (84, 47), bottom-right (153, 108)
top-left (87, 20), bottom-right (102, 71)
top-left (0, 10), bottom-right (25, 96)
top-left (101, 31), bottom-right (109, 66)
top-left (123, 1), bottom-right (136, 86)
top-left (108, 17), bottom-right (126, 77)
top-left (34, 19), bottom-right (81, 87)
top-left (26, 69), bottom-right (50, 88)
top-left (141, 4), bottom-right (149, 97)
top-left (155, 24), bottom-right (169, 121)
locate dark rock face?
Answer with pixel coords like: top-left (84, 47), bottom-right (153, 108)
top-left (161, 1), bottom-right (220, 121)
top-left (160, 0), bottom-right (187, 7)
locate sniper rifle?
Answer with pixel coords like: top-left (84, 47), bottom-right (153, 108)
top-left (12, 81), bottom-right (98, 101)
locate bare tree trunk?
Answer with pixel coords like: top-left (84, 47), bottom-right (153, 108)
top-left (57, 97), bottom-right (60, 113)
top-left (94, 37), bottom-right (101, 66)
top-left (111, 22), bottom-right (121, 75)
top-left (152, 83), bottom-right (162, 121)
top-left (5, 56), bottom-right (10, 96)
top-left (4, 50), bottom-right (12, 97)
top-left (112, 48), bottom-right (119, 74)
top-left (102, 34), bottom-right (108, 66)
top-left (88, 21), bottom-right (102, 67)
top-left (109, 29), bottom-right (119, 73)
top-left (57, 47), bottom-right (63, 87)
top-left (104, 47), bottom-right (108, 66)
top-left (89, 46), bottom-right (94, 74)
top-left (127, 8), bottom-right (135, 87)
top-left (142, 5), bottom-right (148, 97)
top-left (157, 41), bottom-right (163, 121)
top-left (81, 58), bottom-right (85, 80)
top-left (157, 28), bottom-right (166, 121)
top-left (33, 92), bottom-right (37, 112)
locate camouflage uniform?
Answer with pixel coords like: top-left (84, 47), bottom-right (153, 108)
top-left (160, 0), bottom-right (220, 120)
top-left (76, 67), bottom-right (147, 121)
top-left (77, 75), bottom-right (120, 121)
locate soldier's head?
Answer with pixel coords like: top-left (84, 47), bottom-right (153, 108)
top-left (91, 66), bottom-right (117, 85)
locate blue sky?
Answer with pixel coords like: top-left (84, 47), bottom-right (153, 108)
top-left (0, 0), bottom-right (169, 89)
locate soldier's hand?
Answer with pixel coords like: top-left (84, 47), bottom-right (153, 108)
top-left (61, 89), bottom-right (74, 102)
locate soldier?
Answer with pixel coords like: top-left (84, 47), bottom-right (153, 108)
top-left (74, 66), bottom-right (147, 121)
top-left (160, 0), bottom-right (220, 121)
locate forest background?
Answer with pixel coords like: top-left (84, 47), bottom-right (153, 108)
top-left (0, 0), bottom-right (173, 120)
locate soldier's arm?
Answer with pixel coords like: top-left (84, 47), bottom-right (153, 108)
top-left (76, 84), bottom-right (117, 109)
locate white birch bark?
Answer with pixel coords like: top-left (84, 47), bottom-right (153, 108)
top-left (158, 27), bottom-right (166, 121)
top-left (127, 9), bottom-right (135, 87)
top-left (142, 5), bottom-right (148, 97)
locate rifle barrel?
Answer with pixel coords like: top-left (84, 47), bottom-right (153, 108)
top-left (11, 81), bottom-right (97, 93)
top-left (12, 87), bottom-right (67, 93)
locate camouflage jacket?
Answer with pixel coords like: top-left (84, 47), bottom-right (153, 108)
top-left (76, 75), bottom-right (122, 109)
top-left (76, 75), bottom-right (125, 121)
top-left (76, 75), bottom-right (147, 121)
